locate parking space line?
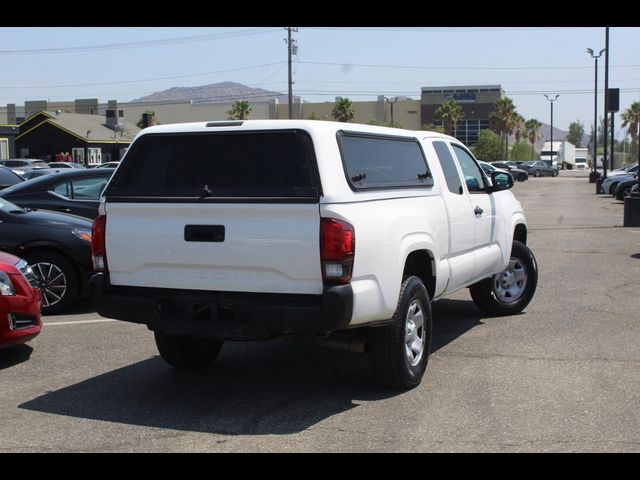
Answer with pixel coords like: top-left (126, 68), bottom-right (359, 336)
top-left (43, 319), bottom-right (118, 326)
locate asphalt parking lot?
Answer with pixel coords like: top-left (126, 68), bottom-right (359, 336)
top-left (1, 170), bottom-right (639, 452)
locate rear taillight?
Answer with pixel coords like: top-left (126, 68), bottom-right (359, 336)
top-left (320, 218), bottom-right (355, 285)
top-left (91, 215), bottom-right (108, 272)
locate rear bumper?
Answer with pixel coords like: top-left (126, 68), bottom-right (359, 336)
top-left (89, 273), bottom-right (353, 340)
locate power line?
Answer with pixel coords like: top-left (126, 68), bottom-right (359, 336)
top-left (0, 28), bottom-right (281, 55)
top-left (0, 62), bottom-right (286, 89)
top-left (298, 60), bottom-right (640, 71)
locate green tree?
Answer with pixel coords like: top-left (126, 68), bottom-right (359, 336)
top-left (489, 97), bottom-right (518, 159)
top-left (509, 141), bottom-right (535, 162)
top-left (525, 118), bottom-right (542, 161)
top-left (227, 100), bottom-right (252, 120)
top-left (136, 110), bottom-right (156, 129)
top-left (621, 101), bottom-right (640, 162)
top-left (566, 120), bottom-right (585, 147)
top-left (434, 99), bottom-right (464, 136)
top-left (421, 123), bottom-right (446, 134)
top-left (331, 98), bottom-right (356, 122)
top-left (473, 129), bottom-right (503, 162)
top-left (368, 119), bottom-right (403, 128)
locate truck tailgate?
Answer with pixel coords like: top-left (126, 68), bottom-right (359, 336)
top-left (105, 202), bottom-right (323, 294)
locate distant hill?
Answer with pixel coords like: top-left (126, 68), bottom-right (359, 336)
top-left (131, 81), bottom-right (298, 104)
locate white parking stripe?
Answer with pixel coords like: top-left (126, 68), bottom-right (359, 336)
top-left (43, 319), bottom-right (118, 326)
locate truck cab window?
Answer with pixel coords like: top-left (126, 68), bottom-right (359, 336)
top-left (451, 144), bottom-right (487, 193)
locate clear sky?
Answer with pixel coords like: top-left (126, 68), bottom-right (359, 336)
top-left (1, 26), bottom-right (638, 137)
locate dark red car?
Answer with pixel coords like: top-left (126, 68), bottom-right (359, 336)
top-left (0, 251), bottom-right (42, 349)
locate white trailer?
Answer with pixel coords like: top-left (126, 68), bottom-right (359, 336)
top-left (540, 141), bottom-right (576, 169)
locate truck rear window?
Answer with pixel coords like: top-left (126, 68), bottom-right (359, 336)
top-left (105, 130), bottom-right (320, 201)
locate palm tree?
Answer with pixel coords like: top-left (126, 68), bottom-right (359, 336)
top-left (490, 97), bottom-right (517, 159)
top-left (227, 100), bottom-right (252, 120)
top-left (512, 114), bottom-right (526, 160)
top-left (434, 99), bottom-right (464, 137)
top-left (621, 101), bottom-right (640, 163)
top-left (331, 98), bottom-right (356, 122)
top-left (525, 119), bottom-right (542, 161)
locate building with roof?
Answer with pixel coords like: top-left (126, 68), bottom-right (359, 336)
top-left (421, 85), bottom-right (504, 146)
top-left (2, 85), bottom-right (506, 153)
top-left (15, 104), bottom-right (140, 166)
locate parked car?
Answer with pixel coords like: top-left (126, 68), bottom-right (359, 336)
top-left (491, 161), bottom-right (529, 182)
top-left (600, 172), bottom-right (636, 195)
top-left (614, 175), bottom-right (639, 201)
top-left (93, 162), bottom-right (120, 169)
top-left (0, 166), bottom-right (25, 190)
top-left (0, 169), bottom-right (115, 219)
top-left (0, 198), bottom-right (93, 315)
top-left (20, 168), bottom-right (65, 181)
top-left (477, 161), bottom-right (515, 184)
top-left (0, 251), bottom-right (42, 349)
top-left (0, 159), bottom-right (49, 176)
top-left (47, 162), bottom-right (86, 169)
top-left (519, 161), bottom-right (559, 177)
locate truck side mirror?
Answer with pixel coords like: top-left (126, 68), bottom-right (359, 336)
top-left (489, 171), bottom-right (514, 192)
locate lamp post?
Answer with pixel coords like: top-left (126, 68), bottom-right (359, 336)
top-left (544, 94), bottom-right (559, 168)
top-left (587, 47), bottom-right (605, 183)
top-left (384, 96), bottom-right (398, 126)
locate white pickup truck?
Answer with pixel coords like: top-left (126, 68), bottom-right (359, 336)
top-left (89, 120), bottom-right (537, 388)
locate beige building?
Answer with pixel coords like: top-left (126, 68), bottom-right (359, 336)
top-left (1, 86), bottom-right (503, 147)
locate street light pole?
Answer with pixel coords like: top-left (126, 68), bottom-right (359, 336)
top-left (544, 94), bottom-right (559, 168)
top-left (587, 47), bottom-right (605, 183)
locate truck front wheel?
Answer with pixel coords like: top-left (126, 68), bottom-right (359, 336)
top-left (469, 241), bottom-right (538, 316)
top-left (154, 332), bottom-right (224, 368)
top-left (368, 276), bottom-right (432, 389)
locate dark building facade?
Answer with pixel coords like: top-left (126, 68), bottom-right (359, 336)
top-left (15, 110), bottom-right (139, 166)
top-left (421, 85), bottom-right (503, 146)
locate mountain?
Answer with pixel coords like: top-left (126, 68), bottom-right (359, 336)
top-left (131, 82), bottom-right (297, 104)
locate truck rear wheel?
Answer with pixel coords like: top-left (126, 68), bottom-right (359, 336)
top-left (154, 332), bottom-right (224, 368)
top-left (469, 241), bottom-right (538, 316)
top-left (368, 276), bottom-right (432, 389)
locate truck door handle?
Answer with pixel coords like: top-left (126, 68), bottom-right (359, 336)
top-left (474, 206), bottom-right (484, 216)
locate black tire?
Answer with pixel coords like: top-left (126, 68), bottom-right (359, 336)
top-left (552, 169), bottom-right (558, 177)
top-left (23, 251), bottom-right (78, 315)
top-left (469, 241), bottom-right (538, 317)
top-left (534, 170), bottom-right (541, 177)
top-left (368, 276), bottom-right (432, 389)
top-left (609, 182), bottom-right (619, 195)
top-left (616, 185), bottom-right (631, 201)
top-left (154, 332), bottom-right (224, 369)
top-left (518, 173), bottom-right (526, 182)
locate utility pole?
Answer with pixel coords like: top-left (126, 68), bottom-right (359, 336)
top-left (603, 27), bottom-right (610, 179)
top-left (285, 27), bottom-right (298, 120)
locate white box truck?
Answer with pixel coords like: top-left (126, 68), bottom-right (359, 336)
top-left (540, 141), bottom-right (576, 170)
top-left (574, 147), bottom-right (590, 170)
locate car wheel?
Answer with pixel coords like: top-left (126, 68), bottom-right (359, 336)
top-left (469, 241), bottom-right (538, 317)
top-left (617, 185), bottom-right (631, 201)
top-left (552, 170), bottom-right (558, 177)
top-left (24, 251), bottom-right (78, 315)
top-left (368, 276), bottom-right (432, 389)
top-left (518, 173), bottom-right (526, 182)
top-left (534, 170), bottom-right (541, 177)
top-left (609, 182), bottom-right (619, 195)
top-left (154, 332), bottom-right (224, 368)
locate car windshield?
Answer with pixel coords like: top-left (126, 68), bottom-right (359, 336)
top-left (0, 198), bottom-right (24, 214)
